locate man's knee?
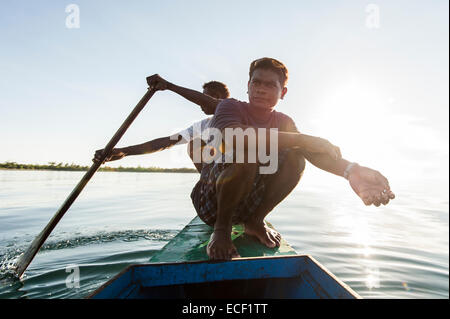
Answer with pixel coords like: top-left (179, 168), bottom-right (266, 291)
top-left (285, 149), bottom-right (306, 177)
top-left (298, 154), bottom-right (306, 175)
top-left (216, 163), bottom-right (257, 191)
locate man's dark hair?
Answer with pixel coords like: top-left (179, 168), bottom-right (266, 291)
top-left (202, 81), bottom-right (230, 99)
top-left (249, 57), bottom-right (288, 87)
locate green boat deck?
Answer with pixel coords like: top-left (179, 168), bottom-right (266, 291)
top-left (150, 216), bottom-right (297, 263)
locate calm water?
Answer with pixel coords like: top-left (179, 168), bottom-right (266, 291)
top-left (0, 170), bottom-right (448, 299)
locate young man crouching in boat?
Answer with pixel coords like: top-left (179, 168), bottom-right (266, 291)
top-left (147, 58), bottom-right (395, 261)
top-left (92, 81), bottom-right (230, 172)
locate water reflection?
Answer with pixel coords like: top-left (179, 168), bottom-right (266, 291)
top-left (365, 267), bottom-right (380, 289)
top-left (332, 209), bottom-right (383, 290)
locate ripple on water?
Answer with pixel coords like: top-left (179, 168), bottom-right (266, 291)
top-left (0, 229), bottom-right (178, 298)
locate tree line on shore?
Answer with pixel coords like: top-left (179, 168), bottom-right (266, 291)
top-left (0, 162), bottom-right (196, 173)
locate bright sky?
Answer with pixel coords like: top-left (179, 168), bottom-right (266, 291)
top-left (1, 1), bottom-right (448, 190)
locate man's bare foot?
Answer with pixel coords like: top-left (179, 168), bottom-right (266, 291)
top-left (244, 219), bottom-right (281, 248)
top-left (206, 230), bottom-right (241, 260)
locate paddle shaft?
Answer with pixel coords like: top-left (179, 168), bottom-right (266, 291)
top-left (15, 88), bottom-right (156, 278)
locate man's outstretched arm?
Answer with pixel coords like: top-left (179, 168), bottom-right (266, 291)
top-left (301, 151), bottom-right (395, 207)
top-left (146, 74), bottom-right (221, 115)
top-left (93, 135), bottom-right (184, 164)
top-left (300, 151), bottom-right (351, 178)
top-left (216, 122), bottom-right (395, 207)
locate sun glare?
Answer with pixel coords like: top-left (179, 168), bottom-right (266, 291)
top-left (313, 80), bottom-right (389, 157)
top-left (299, 78), bottom-right (413, 175)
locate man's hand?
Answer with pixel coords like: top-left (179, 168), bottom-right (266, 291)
top-left (300, 135), bottom-right (342, 161)
top-left (146, 74), bottom-right (220, 116)
top-left (347, 165), bottom-right (395, 207)
top-left (146, 74), bottom-right (170, 91)
top-left (93, 148), bottom-right (126, 164)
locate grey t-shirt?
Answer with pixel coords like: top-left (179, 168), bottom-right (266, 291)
top-left (209, 98), bottom-right (299, 133)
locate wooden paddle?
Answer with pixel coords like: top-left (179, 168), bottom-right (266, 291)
top-left (14, 88), bottom-right (157, 278)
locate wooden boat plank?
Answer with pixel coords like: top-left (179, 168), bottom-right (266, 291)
top-left (89, 255), bottom-right (361, 299)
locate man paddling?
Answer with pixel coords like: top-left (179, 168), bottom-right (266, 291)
top-left (146, 57), bottom-right (395, 261)
top-left (93, 81), bottom-right (230, 172)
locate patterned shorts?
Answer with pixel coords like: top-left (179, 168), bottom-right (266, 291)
top-left (190, 150), bottom-right (292, 227)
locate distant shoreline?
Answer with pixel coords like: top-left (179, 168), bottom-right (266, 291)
top-left (0, 162), bottom-right (197, 173)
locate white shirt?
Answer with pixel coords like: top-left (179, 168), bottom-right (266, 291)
top-left (175, 117), bottom-right (212, 143)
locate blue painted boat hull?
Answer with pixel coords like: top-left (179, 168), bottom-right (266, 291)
top-left (89, 255), bottom-right (360, 299)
